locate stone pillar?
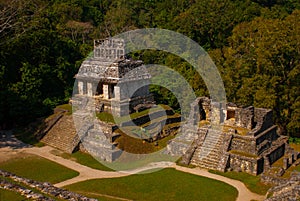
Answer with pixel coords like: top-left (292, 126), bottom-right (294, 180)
top-left (289, 154), bottom-right (294, 165)
top-left (211, 102), bottom-right (225, 126)
top-left (202, 102), bottom-right (210, 121)
top-left (264, 156), bottom-right (271, 171)
top-left (103, 84), bottom-right (109, 99)
top-left (87, 82), bottom-right (93, 96)
top-left (78, 81), bottom-right (84, 95)
top-left (292, 152), bottom-right (297, 162)
top-left (283, 157), bottom-right (289, 170)
top-left (114, 86), bottom-right (121, 100)
top-left (235, 106), bottom-right (254, 129)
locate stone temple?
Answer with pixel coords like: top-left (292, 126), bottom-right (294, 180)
top-left (166, 97), bottom-right (299, 175)
top-left (41, 38), bottom-right (299, 175)
top-left (74, 38), bottom-right (154, 116)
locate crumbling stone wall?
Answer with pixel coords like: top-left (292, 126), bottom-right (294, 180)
top-left (0, 170), bottom-right (97, 201)
top-left (248, 108), bottom-right (273, 136)
top-left (235, 106), bottom-right (254, 130)
top-left (256, 126), bottom-right (279, 155)
top-left (265, 143), bottom-right (286, 165)
top-left (264, 172), bottom-right (300, 201)
top-left (229, 153), bottom-right (262, 175)
top-left (229, 135), bottom-right (256, 155)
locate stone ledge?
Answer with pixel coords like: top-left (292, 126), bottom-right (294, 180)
top-left (0, 170), bottom-right (97, 201)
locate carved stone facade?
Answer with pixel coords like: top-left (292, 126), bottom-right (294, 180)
top-left (73, 38), bottom-right (154, 117)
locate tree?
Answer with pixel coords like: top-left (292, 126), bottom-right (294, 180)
top-left (210, 10), bottom-right (300, 136)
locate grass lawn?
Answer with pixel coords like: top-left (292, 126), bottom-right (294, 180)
top-left (96, 104), bottom-right (175, 124)
top-left (66, 168), bottom-right (238, 201)
top-left (56, 104), bottom-right (72, 115)
top-left (14, 127), bottom-right (45, 147)
top-left (0, 188), bottom-right (30, 201)
top-left (114, 128), bottom-right (176, 154)
top-left (209, 170), bottom-right (271, 195)
top-left (50, 150), bottom-right (114, 171)
top-left (0, 153), bottom-right (79, 184)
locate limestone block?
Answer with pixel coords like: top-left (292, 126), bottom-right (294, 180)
top-left (78, 81), bottom-right (84, 95)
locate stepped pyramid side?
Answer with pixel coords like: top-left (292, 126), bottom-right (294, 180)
top-left (41, 115), bottom-right (79, 153)
top-left (190, 129), bottom-right (228, 170)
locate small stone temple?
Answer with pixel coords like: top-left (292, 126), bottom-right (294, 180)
top-left (166, 97), bottom-right (297, 175)
top-left (74, 38), bottom-right (154, 116)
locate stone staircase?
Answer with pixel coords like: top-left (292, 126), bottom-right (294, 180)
top-left (190, 129), bottom-right (225, 170)
top-left (41, 115), bottom-right (78, 153)
top-left (179, 127), bottom-right (208, 165)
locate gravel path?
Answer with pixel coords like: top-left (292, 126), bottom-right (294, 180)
top-left (0, 132), bottom-right (266, 201)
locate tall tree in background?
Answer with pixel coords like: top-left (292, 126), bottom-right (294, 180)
top-left (210, 10), bottom-right (300, 137)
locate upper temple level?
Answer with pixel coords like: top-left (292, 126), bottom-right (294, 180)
top-left (73, 38), bottom-right (154, 116)
top-left (93, 38), bottom-right (125, 61)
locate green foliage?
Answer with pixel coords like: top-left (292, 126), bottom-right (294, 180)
top-left (289, 137), bottom-right (300, 144)
top-left (210, 10), bottom-right (300, 137)
top-left (66, 168), bottom-right (238, 201)
top-left (56, 104), bottom-right (72, 114)
top-left (0, 0), bottom-right (298, 138)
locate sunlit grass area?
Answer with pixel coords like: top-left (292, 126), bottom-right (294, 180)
top-left (0, 153), bottom-right (79, 184)
top-left (0, 188), bottom-right (30, 201)
top-left (209, 170), bottom-right (271, 195)
top-left (50, 150), bottom-right (114, 171)
top-left (66, 168), bottom-right (238, 201)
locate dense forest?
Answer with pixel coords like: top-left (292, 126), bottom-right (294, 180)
top-left (0, 0), bottom-right (299, 137)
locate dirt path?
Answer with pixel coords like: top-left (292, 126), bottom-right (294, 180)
top-left (0, 132), bottom-right (265, 201)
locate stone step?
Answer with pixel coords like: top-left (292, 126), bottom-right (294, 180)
top-left (191, 159), bottom-right (219, 170)
top-left (189, 128), bottom-right (225, 171)
top-left (193, 151), bottom-right (220, 161)
top-left (41, 115), bottom-right (79, 153)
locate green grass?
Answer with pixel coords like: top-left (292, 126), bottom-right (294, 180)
top-left (66, 168), bottom-right (238, 201)
top-left (0, 188), bottom-right (30, 201)
top-left (56, 104), bottom-right (72, 115)
top-left (114, 128), bottom-right (176, 154)
top-left (50, 150), bottom-right (114, 171)
top-left (96, 104), bottom-right (175, 124)
top-left (96, 112), bottom-right (115, 123)
top-left (229, 150), bottom-right (258, 158)
top-left (209, 170), bottom-right (271, 195)
top-left (0, 154), bottom-right (79, 184)
top-left (14, 127), bottom-right (45, 147)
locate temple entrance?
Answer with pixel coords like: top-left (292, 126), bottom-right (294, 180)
top-left (199, 104), bottom-right (206, 121)
top-left (96, 82), bottom-right (103, 95)
top-left (227, 110), bottom-right (235, 120)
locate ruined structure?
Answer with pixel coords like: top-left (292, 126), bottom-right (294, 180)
top-left (73, 38), bottom-right (154, 116)
top-left (166, 97), bottom-right (294, 175)
top-left (41, 38), bottom-right (298, 174)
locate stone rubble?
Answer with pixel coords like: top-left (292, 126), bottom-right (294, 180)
top-left (0, 169), bottom-right (98, 201)
top-left (264, 172), bottom-right (300, 201)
